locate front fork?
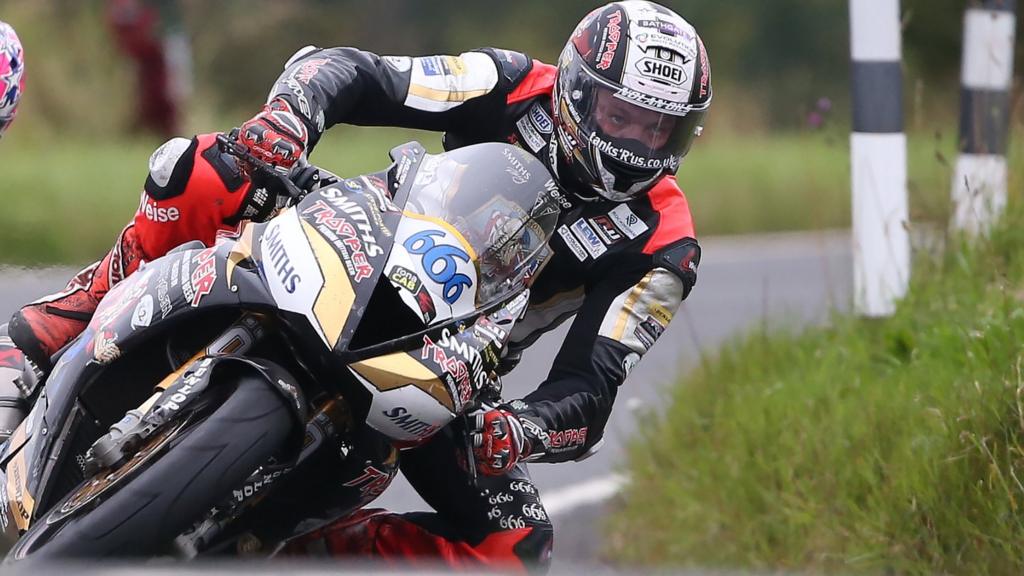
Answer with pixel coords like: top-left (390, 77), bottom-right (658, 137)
top-left (0, 324), bottom-right (41, 447)
top-left (85, 313), bottom-right (269, 471)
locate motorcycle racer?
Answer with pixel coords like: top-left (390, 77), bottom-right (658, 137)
top-left (8, 2), bottom-right (710, 572)
top-left (0, 21), bottom-right (26, 138)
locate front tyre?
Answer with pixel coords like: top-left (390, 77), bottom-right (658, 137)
top-left (8, 373), bottom-right (294, 560)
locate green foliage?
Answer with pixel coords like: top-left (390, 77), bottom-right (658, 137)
top-left (0, 126), bottom-right (441, 266)
top-left (6, 0), bottom-right (1018, 135)
top-left (609, 203), bottom-right (1024, 573)
top-left (4, 120), bottom-right (1021, 265)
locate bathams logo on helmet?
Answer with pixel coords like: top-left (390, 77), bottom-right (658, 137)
top-left (636, 19), bottom-right (687, 38)
top-left (595, 9), bottom-right (623, 71)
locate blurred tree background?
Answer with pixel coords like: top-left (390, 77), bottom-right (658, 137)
top-left (1, 0), bottom-right (1021, 265)
top-left (4, 0), bottom-right (1020, 139)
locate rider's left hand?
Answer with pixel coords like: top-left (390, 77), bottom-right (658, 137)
top-left (470, 404), bottom-right (530, 476)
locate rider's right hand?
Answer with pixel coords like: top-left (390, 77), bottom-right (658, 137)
top-left (237, 98), bottom-right (308, 173)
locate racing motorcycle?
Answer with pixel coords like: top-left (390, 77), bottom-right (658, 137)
top-left (0, 136), bottom-right (560, 560)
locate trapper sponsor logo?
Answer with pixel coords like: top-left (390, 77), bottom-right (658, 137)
top-left (343, 465), bottom-right (392, 500)
top-left (294, 58), bottom-right (329, 84)
top-left (319, 189), bottom-right (385, 257)
top-left (303, 199), bottom-right (375, 283)
top-left (596, 10), bottom-right (623, 70)
top-left (141, 196), bottom-right (180, 223)
top-left (548, 426), bottom-right (588, 450)
top-left (421, 328), bottom-right (487, 408)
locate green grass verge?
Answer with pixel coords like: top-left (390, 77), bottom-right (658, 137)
top-left (609, 203), bottom-right (1024, 573)
top-left (0, 124), bottom-right (1016, 265)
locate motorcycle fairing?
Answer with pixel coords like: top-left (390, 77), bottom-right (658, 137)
top-left (0, 238), bottom-right (280, 540)
top-left (351, 290), bottom-right (530, 447)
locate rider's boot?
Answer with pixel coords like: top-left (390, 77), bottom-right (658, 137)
top-left (8, 224), bottom-right (147, 370)
top-left (0, 324), bottom-right (30, 443)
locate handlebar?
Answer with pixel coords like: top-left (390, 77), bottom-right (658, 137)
top-left (215, 131), bottom-right (313, 204)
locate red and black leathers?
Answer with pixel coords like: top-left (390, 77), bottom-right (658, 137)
top-left (8, 134), bottom-right (268, 369)
top-left (9, 46), bottom-right (701, 573)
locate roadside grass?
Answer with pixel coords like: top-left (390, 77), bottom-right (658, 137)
top-left (608, 201), bottom-right (1024, 573)
top-left (0, 124), bottom-right (1016, 265)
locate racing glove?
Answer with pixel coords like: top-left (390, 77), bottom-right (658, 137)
top-left (470, 402), bottom-right (548, 476)
top-left (237, 98), bottom-right (308, 172)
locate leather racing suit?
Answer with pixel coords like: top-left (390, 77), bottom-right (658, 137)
top-left (8, 46), bottom-right (701, 573)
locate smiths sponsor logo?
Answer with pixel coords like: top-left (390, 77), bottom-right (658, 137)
top-left (262, 222), bottom-right (303, 294)
top-left (529, 103), bottom-right (553, 134)
top-left (570, 218), bottom-right (607, 259)
top-left (637, 57), bottom-right (686, 86)
top-left (382, 406), bottom-right (439, 439)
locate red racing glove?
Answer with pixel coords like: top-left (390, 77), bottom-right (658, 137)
top-left (237, 98), bottom-right (308, 172)
top-left (471, 405), bottom-right (530, 477)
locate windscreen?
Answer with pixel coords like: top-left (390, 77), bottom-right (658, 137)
top-left (399, 143), bottom-right (560, 312)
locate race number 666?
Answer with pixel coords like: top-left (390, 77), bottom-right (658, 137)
top-left (403, 230), bottom-right (473, 304)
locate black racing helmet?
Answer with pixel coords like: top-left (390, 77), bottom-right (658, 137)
top-left (552, 1), bottom-right (712, 202)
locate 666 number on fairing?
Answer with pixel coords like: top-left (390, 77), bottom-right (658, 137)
top-left (403, 230), bottom-right (472, 305)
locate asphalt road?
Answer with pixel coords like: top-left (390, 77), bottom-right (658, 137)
top-left (0, 230), bottom-right (852, 569)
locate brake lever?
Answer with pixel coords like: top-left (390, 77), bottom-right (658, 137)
top-left (216, 132), bottom-right (308, 203)
top-left (461, 402), bottom-right (480, 489)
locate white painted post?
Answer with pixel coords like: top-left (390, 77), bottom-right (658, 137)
top-left (951, 0), bottom-right (1016, 234)
top-left (849, 0), bottom-right (910, 317)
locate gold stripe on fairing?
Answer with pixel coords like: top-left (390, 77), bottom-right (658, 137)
top-left (351, 353), bottom-right (455, 412)
top-left (7, 448), bottom-right (34, 531)
top-left (302, 220), bottom-right (354, 348)
top-left (225, 223), bottom-right (256, 286)
top-left (407, 84), bottom-right (492, 104)
top-left (611, 272), bottom-right (654, 341)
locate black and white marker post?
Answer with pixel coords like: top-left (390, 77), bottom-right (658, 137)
top-left (849, 0), bottom-right (909, 317)
top-left (952, 0), bottom-right (1017, 234)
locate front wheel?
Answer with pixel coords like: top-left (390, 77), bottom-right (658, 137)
top-left (8, 372), bottom-right (294, 560)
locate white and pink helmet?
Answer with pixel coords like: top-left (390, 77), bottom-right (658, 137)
top-left (0, 21), bottom-right (25, 139)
